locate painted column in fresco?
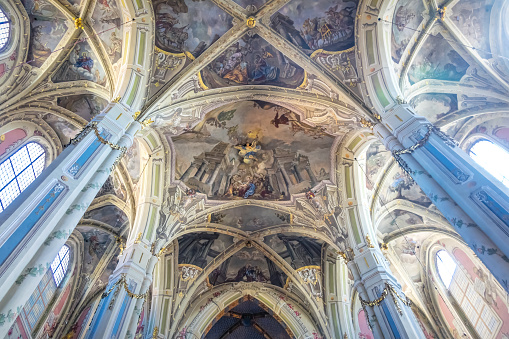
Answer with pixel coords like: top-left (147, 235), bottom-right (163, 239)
top-left (348, 246), bottom-right (426, 339)
top-left (384, 104), bottom-right (509, 259)
top-left (375, 122), bottom-right (509, 293)
top-left (0, 103), bottom-right (140, 336)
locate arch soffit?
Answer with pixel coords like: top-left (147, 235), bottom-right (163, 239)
top-left (169, 239), bottom-right (331, 337)
top-left (181, 283), bottom-right (322, 339)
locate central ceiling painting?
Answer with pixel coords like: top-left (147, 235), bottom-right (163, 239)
top-left (170, 101), bottom-right (335, 200)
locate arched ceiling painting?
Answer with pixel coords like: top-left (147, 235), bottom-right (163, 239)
top-left (154, 0), bottom-right (233, 57)
top-left (170, 101), bottom-right (334, 200)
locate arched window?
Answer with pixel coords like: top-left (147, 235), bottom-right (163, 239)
top-left (0, 7), bottom-right (9, 50)
top-left (50, 245), bottom-right (70, 287)
top-left (436, 250), bottom-right (457, 288)
top-left (0, 142), bottom-right (45, 212)
top-left (436, 249), bottom-right (501, 337)
top-left (22, 245), bottom-right (70, 331)
top-left (469, 140), bottom-right (509, 188)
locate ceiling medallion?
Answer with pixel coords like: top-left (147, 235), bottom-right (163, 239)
top-left (246, 17), bottom-right (256, 28)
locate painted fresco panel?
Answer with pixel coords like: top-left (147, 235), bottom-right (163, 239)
top-left (83, 205), bottom-right (129, 228)
top-left (77, 226), bottom-right (114, 275)
top-left (23, 0), bottom-right (68, 68)
top-left (232, 0), bottom-right (266, 9)
top-left (365, 141), bottom-right (391, 191)
top-left (410, 93), bottom-right (458, 122)
top-left (200, 34), bottom-right (305, 89)
top-left (273, 0), bottom-right (357, 52)
top-left (451, 0), bottom-right (492, 59)
top-left (169, 101), bottom-right (334, 200)
top-left (391, 0), bottom-right (425, 64)
top-left (154, 0), bottom-right (232, 57)
top-left (91, 0), bottom-right (123, 65)
top-left (208, 247), bottom-right (287, 287)
top-left (43, 114), bottom-right (80, 145)
top-left (57, 95), bottom-right (108, 121)
top-left (408, 34), bottom-right (469, 85)
top-left (52, 40), bottom-right (108, 86)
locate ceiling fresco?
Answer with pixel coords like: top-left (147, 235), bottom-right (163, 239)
top-left (232, 0), bottom-right (266, 9)
top-left (83, 204), bottom-right (129, 229)
top-left (274, 0), bottom-right (357, 52)
top-left (154, 0), bottom-right (232, 57)
top-left (263, 234), bottom-right (322, 269)
top-left (209, 206), bottom-right (291, 230)
top-left (170, 101), bottom-right (334, 200)
top-left (208, 247), bottom-right (287, 287)
top-left (200, 34), bottom-right (306, 89)
top-left (90, 0), bottom-right (123, 66)
top-left (409, 93), bottom-right (458, 123)
top-left (204, 299), bottom-right (292, 339)
top-left (408, 34), bottom-right (470, 85)
top-left (451, 0), bottom-right (492, 59)
top-left (391, 0), bottom-right (425, 64)
top-left (365, 141), bottom-right (391, 192)
top-left (378, 209), bottom-right (424, 235)
top-left (52, 39), bottom-right (108, 86)
top-left (76, 226), bottom-right (114, 275)
top-left (379, 170), bottom-right (432, 209)
top-left (178, 233), bottom-right (234, 268)
top-left (43, 114), bottom-right (80, 145)
top-left (23, 0), bottom-right (69, 68)
top-left (57, 94), bottom-right (109, 121)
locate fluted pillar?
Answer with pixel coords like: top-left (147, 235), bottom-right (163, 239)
top-left (0, 104), bottom-right (140, 336)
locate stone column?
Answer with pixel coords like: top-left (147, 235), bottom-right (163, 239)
top-left (385, 104), bottom-right (509, 259)
top-left (179, 162), bottom-right (197, 181)
top-left (375, 122), bottom-right (509, 293)
top-left (0, 104), bottom-right (140, 336)
top-left (348, 247), bottom-right (425, 339)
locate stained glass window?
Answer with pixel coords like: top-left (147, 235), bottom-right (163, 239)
top-left (0, 142), bottom-right (45, 212)
top-left (469, 140), bottom-right (509, 188)
top-left (0, 7), bottom-right (9, 50)
top-left (50, 245), bottom-right (70, 287)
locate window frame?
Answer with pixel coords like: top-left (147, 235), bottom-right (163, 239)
top-left (0, 5), bottom-right (10, 52)
top-left (50, 245), bottom-right (70, 287)
top-left (468, 138), bottom-right (509, 188)
top-left (0, 141), bottom-right (46, 212)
